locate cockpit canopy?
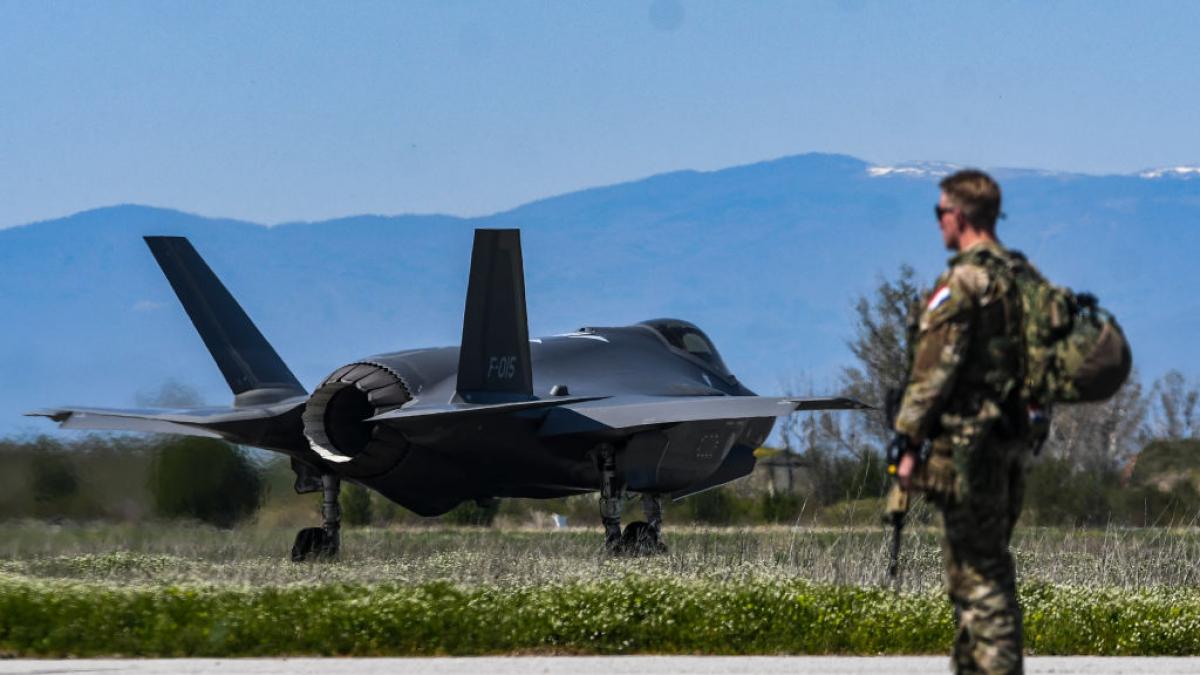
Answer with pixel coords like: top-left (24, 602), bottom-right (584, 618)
top-left (638, 318), bottom-right (734, 380)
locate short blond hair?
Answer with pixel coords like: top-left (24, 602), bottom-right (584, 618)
top-left (940, 169), bottom-right (1002, 230)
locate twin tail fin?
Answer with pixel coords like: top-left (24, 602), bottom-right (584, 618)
top-left (455, 229), bottom-right (534, 403)
top-left (144, 236), bottom-right (305, 405)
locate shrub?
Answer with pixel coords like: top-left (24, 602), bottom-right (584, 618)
top-left (1110, 481), bottom-right (1200, 527)
top-left (4, 576), bottom-right (1200, 656)
top-left (443, 499), bottom-right (500, 526)
top-left (340, 483), bottom-right (373, 526)
top-left (1132, 439), bottom-right (1200, 479)
top-left (674, 487), bottom-right (756, 525)
top-left (1024, 457), bottom-right (1119, 526)
top-left (149, 437), bottom-right (263, 528)
top-left (758, 490), bottom-right (805, 523)
top-left (30, 454), bottom-right (80, 518)
top-left (1024, 454), bottom-right (1200, 527)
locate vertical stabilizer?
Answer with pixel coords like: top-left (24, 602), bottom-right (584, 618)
top-left (455, 229), bottom-right (533, 402)
top-left (144, 236), bottom-right (305, 404)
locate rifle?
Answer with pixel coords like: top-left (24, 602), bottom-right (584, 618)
top-left (883, 384), bottom-right (927, 591)
top-left (882, 295), bottom-right (930, 590)
top-left (885, 481), bottom-right (908, 585)
top-left (884, 431), bottom-right (912, 591)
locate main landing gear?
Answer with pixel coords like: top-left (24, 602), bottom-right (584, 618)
top-left (292, 474), bottom-right (342, 562)
top-left (597, 444), bottom-right (668, 556)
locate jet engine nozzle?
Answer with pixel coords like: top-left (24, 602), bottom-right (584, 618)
top-left (302, 362), bottom-right (412, 477)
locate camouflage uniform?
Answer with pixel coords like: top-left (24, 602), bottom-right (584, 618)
top-left (895, 240), bottom-right (1028, 675)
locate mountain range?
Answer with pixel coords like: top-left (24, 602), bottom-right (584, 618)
top-left (3, 153), bottom-right (1197, 438)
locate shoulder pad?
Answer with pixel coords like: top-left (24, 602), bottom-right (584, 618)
top-left (920, 266), bottom-right (978, 330)
top-left (947, 259), bottom-right (991, 297)
top-left (959, 245), bottom-right (1002, 266)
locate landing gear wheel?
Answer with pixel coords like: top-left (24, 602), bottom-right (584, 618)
top-left (621, 520), bottom-right (668, 556)
top-left (291, 527), bottom-right (339, 561)
top-left (291, 474), bottom-right (343, 562)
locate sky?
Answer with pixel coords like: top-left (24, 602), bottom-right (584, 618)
top-left (1, 1), bottom-right (1199, 228)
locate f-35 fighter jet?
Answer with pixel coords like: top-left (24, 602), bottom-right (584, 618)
top-left (31, 229), bottom-right (867, 559)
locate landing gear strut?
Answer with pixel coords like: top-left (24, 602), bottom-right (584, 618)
top-left (597, 444), bottom-right (667, 556)
top-left (292, 474), bottom-right (341, 562)
top-left (598, 444), bottom-right (624, 552)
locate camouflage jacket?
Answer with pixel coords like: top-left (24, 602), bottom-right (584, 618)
top-left (894, 241), bottom-right (1026, 451)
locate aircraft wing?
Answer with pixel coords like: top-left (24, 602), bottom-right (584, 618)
top-left (786, 396), bottom-right (875, 411)
top-left (366, 395), bottom-right (608, 424)
top-left (539, 395), bottom-right (870, 436)
top-left (26, 398), bottom-right (307, 442)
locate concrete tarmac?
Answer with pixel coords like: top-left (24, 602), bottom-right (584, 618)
top-left (1, 657), bottom-right (1199, 674)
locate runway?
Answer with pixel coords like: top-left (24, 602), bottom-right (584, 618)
top-left (1, 657), bottom-right (1199, 674)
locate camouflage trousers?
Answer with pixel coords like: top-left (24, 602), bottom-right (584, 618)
top-left (929, 436), bottom-right (1027, 675)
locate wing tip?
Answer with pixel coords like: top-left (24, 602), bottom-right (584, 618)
top-left (24, 409), bottom-right (70, 422)
top-left (787, 397), bottom-right (876, 411)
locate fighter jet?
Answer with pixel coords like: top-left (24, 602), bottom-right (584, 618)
top-left (30, 229), bottom-right (868, 559)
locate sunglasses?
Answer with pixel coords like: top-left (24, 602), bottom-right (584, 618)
top-left (934, 205), bottom-right (958, 220)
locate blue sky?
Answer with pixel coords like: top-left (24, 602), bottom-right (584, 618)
top-left (1, 1), bottom-right (1198, 227)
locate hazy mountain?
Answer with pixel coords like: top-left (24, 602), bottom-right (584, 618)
top-left (4, 153), bottom-right (1197, 437)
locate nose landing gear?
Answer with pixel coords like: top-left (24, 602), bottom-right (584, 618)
top-left (620, 494), bottom-right (668, 556)
top-left (597, 444), bottom-right (668, 556)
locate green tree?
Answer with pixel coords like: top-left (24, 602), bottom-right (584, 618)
top-left (776, 265), bottom-right (921, 510)
top-left (758, 490), bottom-right (804, 523)
top-left (839, 264), bottom-right (924, 445)
top-left (149, 437), bottom-right (263, 528)
top-left (31, 453), bottom-right (79, 504)
top-left (675, 487), bottom-right (755, 525)
top-left (443, 498), bottom-right (500, 526)
top-left (340, 482), bottom-right (373, 526)
top-left (1024, 456), bottom-right (1120, 526)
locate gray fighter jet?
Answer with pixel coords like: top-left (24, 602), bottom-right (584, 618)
top-left (30, 229), bottom-right (867, 559)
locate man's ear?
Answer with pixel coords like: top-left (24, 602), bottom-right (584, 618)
top-left (955, 212), bottom-right (972, 235)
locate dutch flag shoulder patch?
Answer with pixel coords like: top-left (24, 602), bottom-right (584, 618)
top-left (927, 285), bottom-right (952, 313)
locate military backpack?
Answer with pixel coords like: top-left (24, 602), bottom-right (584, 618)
top-left (1005, 251), bottom-right (1132, 410)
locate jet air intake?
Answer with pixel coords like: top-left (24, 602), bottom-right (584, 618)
top-left (302, 362), bottom-right (411, 477)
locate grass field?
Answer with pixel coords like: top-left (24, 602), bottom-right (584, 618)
top-left (3, 521), bottom-right (1200, 656)
top-left (4, 519), bottom-right (1200, 588)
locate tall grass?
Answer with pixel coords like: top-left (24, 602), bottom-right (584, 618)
top-left (3, 521), bottom-right (1199, 589)
top-left (2, 522), bottom-right (1200, 656)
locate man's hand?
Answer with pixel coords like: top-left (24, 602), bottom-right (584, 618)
top-left (887, 432), bottom-right (923, 491)
top-left (897, 451), bottom-right (918, 491)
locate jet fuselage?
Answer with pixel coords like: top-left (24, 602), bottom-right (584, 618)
top-left (315, 323), bottom-right (773, 516)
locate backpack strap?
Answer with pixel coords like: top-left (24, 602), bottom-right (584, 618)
top-left (961, 245), bottom-right (1031, 437)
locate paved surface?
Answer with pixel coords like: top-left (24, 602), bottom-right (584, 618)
top-left (2, 657), bottom-right (1199, 674)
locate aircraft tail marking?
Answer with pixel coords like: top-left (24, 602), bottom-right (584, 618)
top-left (455, 229), bottom-right (533, 402)
top-left (144, 236), bottom-right (305, 402)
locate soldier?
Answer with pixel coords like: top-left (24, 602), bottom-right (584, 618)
top-left (894, 169), bottom-right (1028, 675)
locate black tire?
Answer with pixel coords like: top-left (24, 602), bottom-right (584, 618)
top-left (621, 521), bottom-right (668, 556)
top-left (291, 526), bottom-right (339, 562)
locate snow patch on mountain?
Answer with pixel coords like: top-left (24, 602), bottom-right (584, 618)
top-left (867, 161), bottom-right (961, 178)
top-left (1139, 166), bottom-right (1200, 179)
